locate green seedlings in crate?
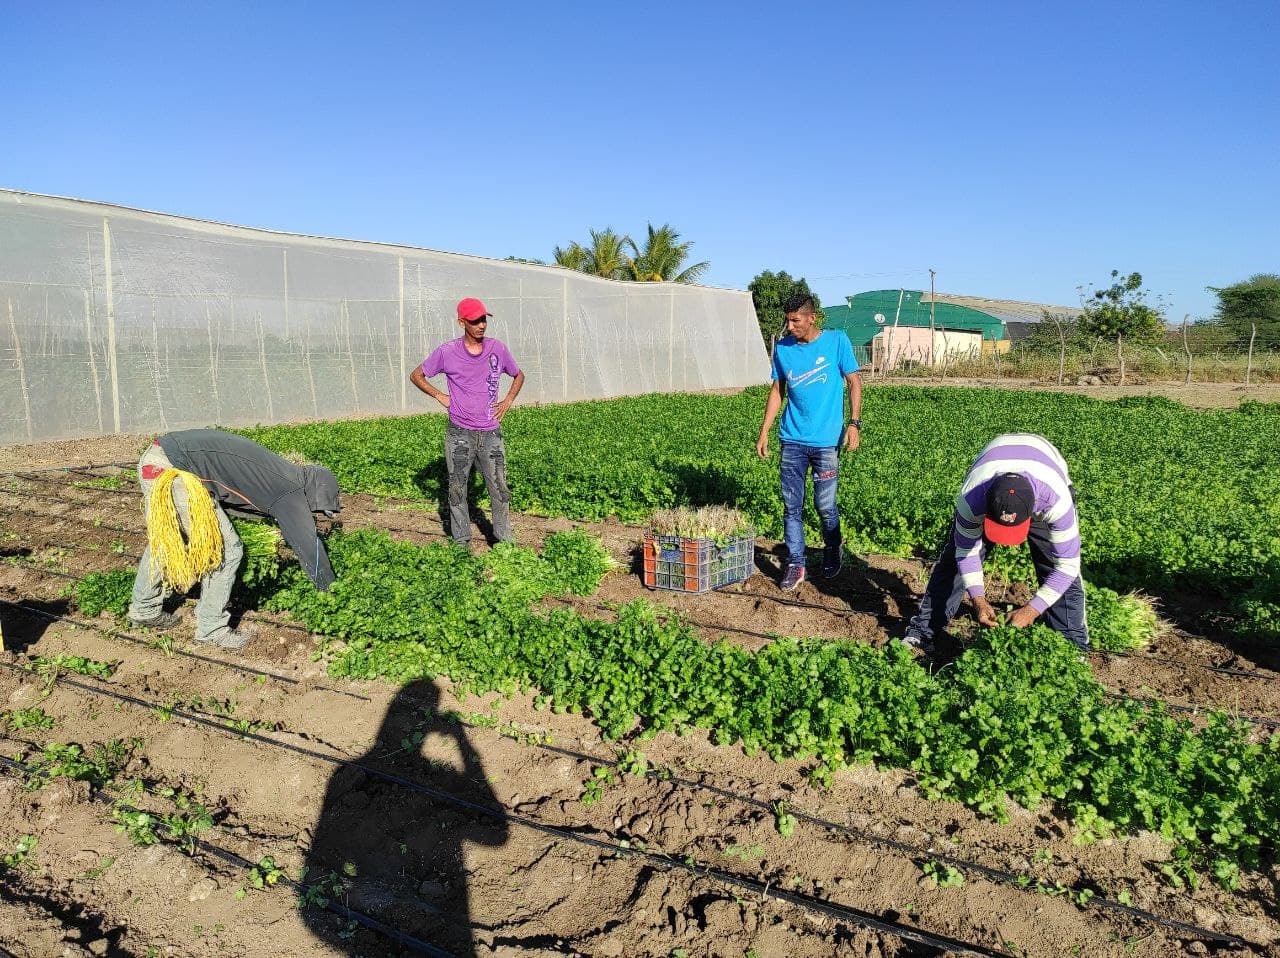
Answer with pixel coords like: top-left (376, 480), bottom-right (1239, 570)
top-left (648, 506), bottom-right (754, 545)
top-left (1, 835), bottom-right (38, 870)
top-left (3, 706), bottom-right (55, 731)
top-left (237, 856), bottom-right (288, 899)
top-left (921, 860), bottom-right (965, 888)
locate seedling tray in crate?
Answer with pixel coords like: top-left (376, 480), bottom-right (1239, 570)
top-left (642, 532), bottom-right (756, 594)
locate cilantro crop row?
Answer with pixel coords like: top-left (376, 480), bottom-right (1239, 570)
top-left (253, 527), bottom-right (1279, 882)
top-left (242, 387), bottom-right (1280, 637)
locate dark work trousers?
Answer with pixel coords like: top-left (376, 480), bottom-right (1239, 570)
top-left (445, 423), bottom-right (512, 544)
top-left (906, 523), bottom-right (1089, 649)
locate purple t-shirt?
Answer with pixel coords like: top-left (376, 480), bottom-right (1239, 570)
top-left (420, 337), bottom-right (521, 431)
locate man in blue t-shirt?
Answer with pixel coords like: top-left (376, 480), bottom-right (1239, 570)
top-left (755, 294), bottom-right (862, 590)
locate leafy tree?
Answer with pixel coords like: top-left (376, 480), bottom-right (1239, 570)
top-left (747, 270), bottom-right (822, 347)
top-left (1077, 270), bottom-right (1165, 343)
top-left (1206, 273), bottom-right (1280, 348)
top-left (1077, 270), bottom-right (1165, 383)
top-left (624, 223), bottom-right (709, 284)
top-left (504, 255), bottom-right (546, 266)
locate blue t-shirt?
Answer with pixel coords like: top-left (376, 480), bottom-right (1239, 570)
top-left (771, 329), bottom-right (859, 447)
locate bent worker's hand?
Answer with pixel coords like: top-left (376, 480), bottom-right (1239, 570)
top-left (972, 595), bottom-right (999, 628)
top-left (755, 435), bottom-right (769, 459)
top-left (1008, 604), bottom-right (1041, 629)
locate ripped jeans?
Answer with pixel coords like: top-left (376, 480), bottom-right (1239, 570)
top-left (780, 441), bottom-right (841, 569)
top-left (445, 423), bottom-right (513, 544)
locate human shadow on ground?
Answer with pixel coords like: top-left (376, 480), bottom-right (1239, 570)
top-left (302, 680), bottom-right (509, 956)
top-left (0, 596), bottom-right (70, 651)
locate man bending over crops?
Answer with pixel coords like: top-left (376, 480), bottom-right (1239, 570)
top-left (755, 293), bottom-right (862, 590)
top-left (410, 297), bottom-right (525, 547)
top-left (902, 433), bottom-right (1089, 654)
top-left (126, 430), bottom-right (342, 650)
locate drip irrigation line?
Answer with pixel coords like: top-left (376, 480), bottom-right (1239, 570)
top-left (0, 754), bottom-right (456, 958)
top-left (0, 462), bottom-right (134, 478)
top-left (446, 719), bottom-right (1250, 947)
top-left (1092, 646), bottom-right (1277, 682)
top-left (0, 661), bottom-right (1028, 958)
top-left (1104, 690), bottom-right (1280, 730)
top-left (0, 597), bottom-right (371, 703)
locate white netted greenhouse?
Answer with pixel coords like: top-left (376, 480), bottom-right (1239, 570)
top-left (0, 190), bottom-right (769, 444)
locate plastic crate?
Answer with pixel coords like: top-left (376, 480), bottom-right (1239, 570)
top-left (642, 532), bottom-right (756, 594)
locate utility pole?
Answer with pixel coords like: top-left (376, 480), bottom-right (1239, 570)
top-left (928, 268), bottom-right (937, 367)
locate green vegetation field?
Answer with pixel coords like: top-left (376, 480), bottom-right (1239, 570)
top-left (246, 385), bottom-right (1280, 638)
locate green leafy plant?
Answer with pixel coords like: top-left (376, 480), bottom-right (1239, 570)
top-left (3, 706), bottom-right (56, 730)
top-left (69, 570), bottom-right (135, 618)
top-left (771, 800), bottom-right (797, 838)
top-left (1, 835), bottom-right (38, 870)
top-left (237, 856), bottom-right (288, 898)
top-left (922, 859), bottom-right (965, 888)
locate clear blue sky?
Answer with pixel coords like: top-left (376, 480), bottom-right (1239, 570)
top-left (3, 1), bottom-right (1276, 322)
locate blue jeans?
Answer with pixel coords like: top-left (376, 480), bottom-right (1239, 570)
top-left (780, 442), bottom-right (841, 568)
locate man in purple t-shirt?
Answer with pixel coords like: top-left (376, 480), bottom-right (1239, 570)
top-left (410, 297), bottom-right (525, 545)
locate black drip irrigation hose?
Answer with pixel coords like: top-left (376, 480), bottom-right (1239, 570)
top-left (0, 754), bottom-right (457, 958)
top-left (0, 655), bottom-right (1264, 952)
top-left (0, 462), bottom-right (135, 478)
top-left (445, 719), bottom-right (1254, 948)
top-left (0, 597), bottom-right (370, 703)
top-left (0, 659), bottom-right (1046, 958)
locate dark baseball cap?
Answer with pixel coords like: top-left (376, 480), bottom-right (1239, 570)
top-left (984, 473), bottom-right (1034, 546)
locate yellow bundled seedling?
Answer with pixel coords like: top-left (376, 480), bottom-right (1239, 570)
top-left (147, 469), bottom-right (223, 591)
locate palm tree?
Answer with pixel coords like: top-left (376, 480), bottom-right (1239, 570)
top-left (625, 223), bottom-right (710, 284)
top-left (581, 228), bottom-right (631, 280)
top-left (553, 242), bottom-right (589, 272)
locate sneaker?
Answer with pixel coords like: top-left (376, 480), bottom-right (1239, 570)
top-left (780, 564), bottom-right (806, 592)
top-left (128, 611), bottom-right (182, 632)
top-left (900, 632), bottom-right (936, 655)
top-left (195, 627), bottom-right (252, 651)
top-left (821, 544), bottom-right (843, 579)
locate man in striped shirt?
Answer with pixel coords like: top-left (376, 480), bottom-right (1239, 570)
top-left (903, 433), bottom-right (1089, 652)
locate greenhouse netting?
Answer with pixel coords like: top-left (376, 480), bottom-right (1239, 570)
top-left (0, 190), bottom-right (769, 443)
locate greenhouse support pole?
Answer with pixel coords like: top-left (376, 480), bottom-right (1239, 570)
top-left (103, 218), bottom-right (121, 433)
top-left (7, 298), bottom-right (32, 441)
top-left (561, 277), bottom-right (569, 399)
top-left (398, 256), bottom-right (407, 411)
top-left (668, 288), bottom-right (675, 390)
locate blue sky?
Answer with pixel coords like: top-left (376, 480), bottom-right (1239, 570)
top-left (3, 0), bottom-right (1276, 321)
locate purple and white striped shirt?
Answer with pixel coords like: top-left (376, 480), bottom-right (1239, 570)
top-left (953, 433), bottom-right (1081, 613)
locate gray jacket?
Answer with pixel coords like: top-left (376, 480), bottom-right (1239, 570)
top-left (156, 430), bottom-right (340, 590)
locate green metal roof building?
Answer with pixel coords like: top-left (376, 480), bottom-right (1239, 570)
top-left (822, 290), bottom-right (1008, 349)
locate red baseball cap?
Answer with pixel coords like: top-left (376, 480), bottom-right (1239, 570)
top-left (983, 473), bottom-right (1034, 546)
top-left (457, 297), bottom-right (492, 322)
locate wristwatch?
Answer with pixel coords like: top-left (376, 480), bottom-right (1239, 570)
top-left (847, 418), bottom-right (862, 429)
